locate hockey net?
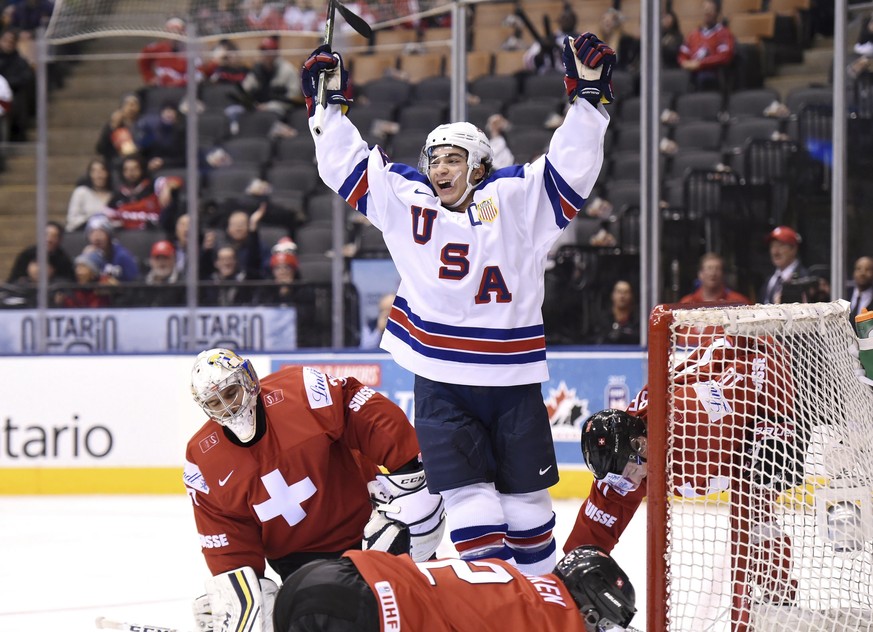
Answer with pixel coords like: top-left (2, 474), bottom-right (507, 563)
top-left (647, 301), bottom-right (873, 632)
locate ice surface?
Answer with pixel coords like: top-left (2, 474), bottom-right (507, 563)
top-left (0, 495), bottom-right (649, 632)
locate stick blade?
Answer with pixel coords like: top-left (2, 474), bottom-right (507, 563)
top-left (336, 1), bottom-right (372, 39)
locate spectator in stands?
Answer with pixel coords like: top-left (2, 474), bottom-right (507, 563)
top-left (758, 225), bottom-right (809, 304)
top-left (95, 92), bottom-right (144, 168)
top-left (203, 205), bottom-right (269, 280)
top-left (6, 255), bottom-right (53, 306)
top-left (83, 214), bottom-right (140, 282)
top-left (588, 279), bottom-right (640, 345)
top-left (204, 39), bottom-right (249, 85)
top-left (5, 0), bottom-right (53, 32)
top-left (65, 158), bottom-right (113, 232)
top-left (137, 99), bottom-right (187, 171)
top-left (485, 114), bottom-right (515, 169)
top-left (56, 250), bottom-right (111, 308)
top-left (137, 17), bottom-right (194, 87)
top-left (107, 154), bottom-right (179, 231)
top-left (661, 8), bottom-right (683, 69)
top-left (192, 0), bottom-right (241, 36)
top-left (849, 255), bottom-right (873, 327)
top-left (244, 0), bottom-right (285, 30)
top-left (240, 36), bottom-right (303, 119)
top-left (600, 8), bottom-right (640, 74)
top-left (522, 3), bottom-right (578, 74)
top-left (679, 252), bottom-right (751, 304)
top-left (849, 14), bottom-right (873, 79)
top-left (0, 28), bottom-right (35, 142)
top-left (7, 220), bottom-right (74, 283)
top-left (136, 239), bottom-right (185, 306)
top-left (283, 0), bottom-right (319, 31)
top-left (677, 0), bottom-right (735, 92)
top-left (0, 71), bottom-right (11, 161)
top-left (201, 245), bottom-right (254, 306)
top-left (255, 248), bottom-right (300, 307)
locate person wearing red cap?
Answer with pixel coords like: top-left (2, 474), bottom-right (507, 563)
top-left (240, 35), bottom-right (303, 118)
top-left (138, 239), bottom-right (184, 306)
top-left (255, 250), bottom-right (300, 307)
top-left (759, 226), bottom-right (809, 304)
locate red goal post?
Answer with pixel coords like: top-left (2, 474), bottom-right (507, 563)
top-left (647, 301), bottom-right (873, 632)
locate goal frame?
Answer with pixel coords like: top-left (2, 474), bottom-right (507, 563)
top-left (648, 302), bottom-right (767, 631)
top-left (646, 300), bottom-right (873, 631)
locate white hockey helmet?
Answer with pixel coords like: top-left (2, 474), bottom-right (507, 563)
top-left (191, 348), bottom-right (261, 443)
top-left (419, 122), bottom-right (493, 208)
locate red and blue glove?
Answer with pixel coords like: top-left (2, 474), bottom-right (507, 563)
top-left (301, 45), bottom-right (352, 118)
top-left (562, 32), bottom-right (616, 106)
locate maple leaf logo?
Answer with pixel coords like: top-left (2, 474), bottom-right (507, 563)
top-left (544, 381), bottom-right (589, 428)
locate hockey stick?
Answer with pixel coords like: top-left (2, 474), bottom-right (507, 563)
top-left (312, 0), bottom-right (338, 137)
top-left (95, 615), bottom-right (184, 632)
top-left (513, 4), bottom-right (602, 82)
top-left (336, 1), bottom-right (373, 40)
top-left (312, 0), bottom-right (372, 136)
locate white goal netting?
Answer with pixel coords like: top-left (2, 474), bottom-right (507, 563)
top-left (650, 301), bottom-right (873, 632)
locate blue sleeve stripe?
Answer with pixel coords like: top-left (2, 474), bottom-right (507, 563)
top-left (338, 156), bottom-right (370, 214)
top-left (543, 157), bottom-right (587, 228)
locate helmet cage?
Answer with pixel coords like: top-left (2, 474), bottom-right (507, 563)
top-left (191, 350), bottom-right (260, 441)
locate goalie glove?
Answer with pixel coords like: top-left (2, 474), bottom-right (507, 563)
top-left (362, 468), bottom-right (445, 562)
top-left (192, 566), bottom-right (278, 632)
top-left (562, 33), bottom-right (616, 106)
top-left (301, 44), bottom-right (351, 118)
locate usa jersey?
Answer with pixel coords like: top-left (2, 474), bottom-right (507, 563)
top-left (566, 335), bottom-right (794, 553)
top-left (311, 101), bottom-right (609, 386)
top-left (345, 550), bottom-right (587, 631)
top-left (183, 366), bottom-right (420, 576)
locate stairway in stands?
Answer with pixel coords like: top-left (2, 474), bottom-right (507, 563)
top-left (0, 37), bottom-right (145, 279)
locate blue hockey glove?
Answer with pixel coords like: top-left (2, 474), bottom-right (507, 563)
top-left (301, 45), bottom-right (351, 118)
top-left (562, 33), bottom-right (616, 106)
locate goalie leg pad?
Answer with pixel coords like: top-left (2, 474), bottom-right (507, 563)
top-left (196, 566), bottom-right (277, 632)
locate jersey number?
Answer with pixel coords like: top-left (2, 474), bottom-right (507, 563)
top-left (415, 558), bottom-right (515, 586)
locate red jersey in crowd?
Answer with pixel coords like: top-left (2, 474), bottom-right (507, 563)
top-left (678, 22), bottom-right (735, 72)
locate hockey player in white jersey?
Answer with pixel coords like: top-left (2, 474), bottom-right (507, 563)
top-left (301, 33), bottom-right (614, 575)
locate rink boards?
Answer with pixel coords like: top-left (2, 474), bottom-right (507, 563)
top-left (0, 350), bottom-right (646, 496)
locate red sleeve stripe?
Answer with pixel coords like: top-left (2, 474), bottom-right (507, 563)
top-left (389, 306), bottom-right (545, 355)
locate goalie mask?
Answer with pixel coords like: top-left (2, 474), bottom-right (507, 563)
top-left (581, 409), bottom-right (647, 493)
top-left (191, 348), bottom-right (260, 443)
top-left (419, 122), bottom-right (493, 209)
top-left (554, 546), bottom-right (637, 630)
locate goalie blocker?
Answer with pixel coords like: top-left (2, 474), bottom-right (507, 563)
top-left (362, 467), bottom-right (446, 562)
